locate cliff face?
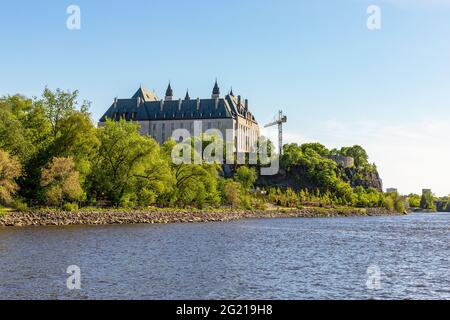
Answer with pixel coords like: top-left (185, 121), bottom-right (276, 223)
top-left (255, 165), bottom-right (383, 192)
top-left (339, 167), bottom-right (383, 191)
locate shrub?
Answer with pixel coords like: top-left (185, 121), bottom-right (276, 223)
top-left (62, 202), bottom-right (79, 212)
top-left (235, 166), bottom-right (257, 190)
top-left (383, 196), bottom-right (394, 211)
top-left (13, 199), bottom-right (28, 212)
top-left (240, 194), bottom-right (252, 210)
top-left (223, 180), bottom-right (241, 208)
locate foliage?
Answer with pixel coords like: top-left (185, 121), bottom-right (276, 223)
top-left (62, 203), bottom-right (79, 212)
top-left (235, 166), bottom-right (257, 191)
top-left (408, 194), bottom-right (421, 208)
top-left (90, 119), bottom-right (172, 207)
top-left (222, 180), bottom-right (242, 208)
top-left (0, 149), bottom-right (22, 205)
top-left (0, 88), bottom-right (411, 213)
top-left (41, 157), bottom-right (83, 206)
top-left (160, 138), bottom-right (221, 208)
top-left (38, 87), bottom-right (90, 137)
top-left (383, 192), bottom-right (406, 213)
top-left (334, 145), bottom-right (369, 168)
top-left (353, 186), bottom-right (384, 207)
top-left (420, 190), bottom-right (436, 210)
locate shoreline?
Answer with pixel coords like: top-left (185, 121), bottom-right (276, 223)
top-left (0, 207), bottom-right (402, 227)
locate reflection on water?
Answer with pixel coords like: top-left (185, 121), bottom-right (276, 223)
top-left (0, 213), bottom-right (449, 300)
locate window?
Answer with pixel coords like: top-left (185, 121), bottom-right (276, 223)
top-left (162, 123), bottom-right (166, 131)
top-left (162, 132), bottom-right (166, 142)
top-left (180, 123), bottom-right (184, 129)
top-left (153, 124), bottom-right (157, 132)
top-left (208, 122), bottom-right (212, 129)
top-left (171, 123), bottom-right (175, 131)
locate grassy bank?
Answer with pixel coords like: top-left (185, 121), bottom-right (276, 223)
top-left (0, 206), bottom-right (401, 227)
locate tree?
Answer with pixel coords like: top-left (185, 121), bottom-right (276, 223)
top-left (408, 194), bottom-right (421, 208)
top-left (222, 180), bottom-right (242, 208)
top-left (38, 87), bottom-right (90, 137)
top-left (0, 149), bottom-right (22, 205)
top-left (0, 95), bottom-right (35, 160)
top-left (51, 111), bottom-right (100, 177)
top-left (339, 145), bottom-right (369, 168)
top-left (281, 143), bottom-right (303, 169)
top-left (301, 143), bottom-right (330, 157)
top-left (160, 138), bottom-right (221, 208)
top-left (420, 190), bottom-right (435, 210)
top-left (90, 119), bottom-right (172, 206)
top-left (41, 157), bottom-right (83, 206)
top-left (235, 166), bottom-right (257, 191)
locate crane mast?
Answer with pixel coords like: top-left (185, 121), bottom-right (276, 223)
top-left (264, 110), bottom-right (287, 156)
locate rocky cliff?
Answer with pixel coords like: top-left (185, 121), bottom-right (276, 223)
top-left (255, 165), bottom-right (383, 192)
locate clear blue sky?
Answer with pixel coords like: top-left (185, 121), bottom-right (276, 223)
top-left (1, 0), bottom-right (449, 195)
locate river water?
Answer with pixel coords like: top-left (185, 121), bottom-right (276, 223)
top-left (0, 212), bottom-right (449, 300)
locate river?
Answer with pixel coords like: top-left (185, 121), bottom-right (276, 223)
top-left (0, 212), bottom-right (449, 300)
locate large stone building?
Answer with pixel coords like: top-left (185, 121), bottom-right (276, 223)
top-left (99, 82), bottom-right (260, 153)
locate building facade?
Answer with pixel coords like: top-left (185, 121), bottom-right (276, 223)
top-left (99, 82), bottom-right (260, 153)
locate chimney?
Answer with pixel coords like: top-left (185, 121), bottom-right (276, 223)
top-left (245, 99), bottom-right (248, 110)
top-left (215, 98), bottom-right (219, 110)
top-left (196, 98), bottom-right (200, 110)
top-left (160, 100), bottom-right (164, 112)
top-left (237, 95), bottom-right (241, 110)
top-left (178, 99), bottom-right (182, 111)
top-left (137, 96), bottom-right (141, 107)
top-left (114, 97), bottom-right (118, 108)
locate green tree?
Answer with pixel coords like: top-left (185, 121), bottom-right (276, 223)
top-left (0, 95), bottom-right (35, 160)
top-left (339, 145), bottom-right (369, 168)
top-left (41, 157), bottom-right (83, 206)
top-left (39, 87), bottom-right (90, 137)
top-left (408, 194), bottom-right (421, 208)
top-left (0, 149), bottom-right (22, 205)
top-left (90, 119), bottom-right (172, 206)
top-left (161, 138), bottom-right (221, 208)
top-left (235, 166), bottom-right (257, 190)
top-left (222, 180), bottom-right (242, 208)
top-left (420, 190), bottom-right (436, 210)
top-left (301, 143), bottom-right (330, 157)
top-left (51, 111), bottom-right (100, 177)
top-left (281, 143), bottom-right (303, 169)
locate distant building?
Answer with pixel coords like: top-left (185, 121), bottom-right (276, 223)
top-left (99, 82), bottom-right (260, 153)
top-left (386, 188), bottom-right (398, 194)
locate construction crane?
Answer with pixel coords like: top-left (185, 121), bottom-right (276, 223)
top-left (264, 110), bottom-right (287, 156)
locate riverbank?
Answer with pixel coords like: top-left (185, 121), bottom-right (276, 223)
top-left (0, 207), bottom-right (401, 227)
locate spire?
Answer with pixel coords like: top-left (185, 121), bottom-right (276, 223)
top-left (212, 79), bottom-right (220, 98)
top-left (165, 82), bottom-right (173, 101)
top-left (184, 89), bottom-right (190, 100)
top-left (230, 87), bottom-right (234, 96)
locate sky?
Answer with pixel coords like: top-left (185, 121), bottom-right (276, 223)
top-left (0, 0), bottom-right (449, 196)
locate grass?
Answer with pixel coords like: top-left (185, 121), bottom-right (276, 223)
top-left (0, 206), bottom-right (13, 218)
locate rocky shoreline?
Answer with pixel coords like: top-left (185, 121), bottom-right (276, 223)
top-left (0, 207), bottom-right (401, 227)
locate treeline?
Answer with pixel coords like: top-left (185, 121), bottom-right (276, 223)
top-left (1, 88), bottom-right (404, 212)
top-left (407, 192), bottom-right (450, 212)
top-left (279, 143), bottom-right (405, 212)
